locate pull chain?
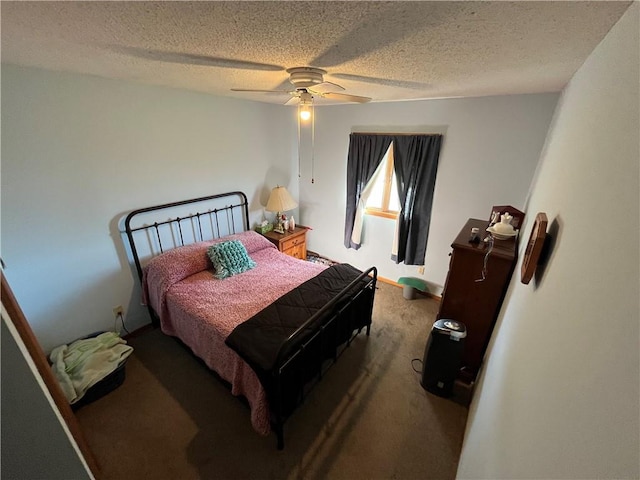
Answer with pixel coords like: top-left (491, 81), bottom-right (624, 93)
top-left (311, 101), bottom-right (315, 184)
top-left (297, 106), bottom-right (301, 179)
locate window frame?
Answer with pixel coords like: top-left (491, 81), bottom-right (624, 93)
top-left (364, 144), bottom-right (399, 220)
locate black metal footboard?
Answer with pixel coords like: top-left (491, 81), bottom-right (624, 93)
top-left (272, 266), bottom-right (377, 450)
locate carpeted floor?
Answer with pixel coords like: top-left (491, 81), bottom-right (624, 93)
top-left (75, 282), bottom-right (469, 480)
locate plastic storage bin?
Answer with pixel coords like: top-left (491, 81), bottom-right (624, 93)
top-left (69, 331), bottom-right (129, 411)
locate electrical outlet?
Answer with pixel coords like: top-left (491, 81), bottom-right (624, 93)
top-left (112, 305), bottom-right (124, 318)
top-left (418, 266), bottom-right (425, 275)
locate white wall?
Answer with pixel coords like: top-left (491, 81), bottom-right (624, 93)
top-left (1, 65), bottom-right (559, 352)
top-left (1, 66), bottom-right (296, 352)
top-left (457, 3), bottom-right (639, 478)
top-left (298, 93), bottom-right (558, 292)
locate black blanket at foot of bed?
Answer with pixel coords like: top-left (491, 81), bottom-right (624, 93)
top-left (225, 263), bottom-right (374, 416)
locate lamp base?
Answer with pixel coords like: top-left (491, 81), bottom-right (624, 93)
top-left (273, 211), bottom-right (286, 234)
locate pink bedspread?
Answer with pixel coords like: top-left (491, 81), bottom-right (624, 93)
top-left (143, 230), bottom-right (327, 435)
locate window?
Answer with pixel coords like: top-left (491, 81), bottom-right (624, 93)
top-left (344, 132), bottom-right (441, 265)
top-left (364, 143), bottom-right (400, 219)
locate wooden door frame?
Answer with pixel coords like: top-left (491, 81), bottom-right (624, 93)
top-left (1, 273), bottom-right (100, 477)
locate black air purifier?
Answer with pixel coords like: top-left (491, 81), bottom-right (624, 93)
top-left (420, 319), bottom-right (466, 397)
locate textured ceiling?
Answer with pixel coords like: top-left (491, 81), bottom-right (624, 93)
top-left (0, 1), bottom-right (631, 105)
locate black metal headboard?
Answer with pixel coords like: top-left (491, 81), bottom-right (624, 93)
top-left (124, 191), bottom-right (250, 282)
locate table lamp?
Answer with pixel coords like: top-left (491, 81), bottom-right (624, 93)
top-left (266, 186), bottom-right (298, 234)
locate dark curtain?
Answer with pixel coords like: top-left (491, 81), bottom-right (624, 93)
top-left (343, 134), bottom-right (393, 249)
top-left (392, 135), bottom-right (442, 265)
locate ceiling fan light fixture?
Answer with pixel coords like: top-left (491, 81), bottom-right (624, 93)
top-left (298, 91), bottom-right (313, 121)
top-left (299, 105), bottom-right (311, 121)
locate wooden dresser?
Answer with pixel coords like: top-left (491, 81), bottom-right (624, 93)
top-left (437, 218), bottom-right (518, 383)
top-left (262, 226), bottom-right (307, 260)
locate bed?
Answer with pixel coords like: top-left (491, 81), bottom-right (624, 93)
top-left (124, 191), bottom-right (377, 448)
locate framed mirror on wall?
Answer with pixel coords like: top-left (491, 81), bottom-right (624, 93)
top-left (521, 212), bottom-right (549, 285)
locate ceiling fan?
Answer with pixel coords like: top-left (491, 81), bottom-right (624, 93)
top-left (231, 67), bottom-right (372, 105)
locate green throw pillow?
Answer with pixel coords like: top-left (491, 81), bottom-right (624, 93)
top-left (207, 240), bottom-right (256, 279)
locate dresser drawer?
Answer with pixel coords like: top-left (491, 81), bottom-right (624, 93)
top-left (281, 234), bottom-right (304, 252)
top-left (261, 226), bottom-right (307, 259)
top-left (284, 243), bottom-right (306, 260)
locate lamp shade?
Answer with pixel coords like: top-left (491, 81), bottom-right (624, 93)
top-left (265, 186), bottom-right (298, 213)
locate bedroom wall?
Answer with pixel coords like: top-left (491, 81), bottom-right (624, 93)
top-left (297, 93), bottom-right (559, 293)
top-left (457, 3), bottom-right (639, 478)
top-left (1, 65), bottom-right (296, 352)
top-left (1, 64), bottom-right (559, 353)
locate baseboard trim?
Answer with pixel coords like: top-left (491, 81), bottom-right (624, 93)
top-left (376, 275), bottom-right (441, 301)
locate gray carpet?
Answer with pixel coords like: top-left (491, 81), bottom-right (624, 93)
top-left (76, 282), bottom-right (469, 480)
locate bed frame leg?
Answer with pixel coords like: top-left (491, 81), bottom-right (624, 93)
top-left (275, 372), bottom-right (285, 450)
top-left (276, 425), bottom-right (284, 450)
top-left (149, 307), bottom-right (160, 328)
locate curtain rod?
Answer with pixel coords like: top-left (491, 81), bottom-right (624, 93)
top-left (351, 132), bottom-right (443, 136)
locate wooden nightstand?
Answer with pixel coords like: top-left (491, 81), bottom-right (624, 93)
top-left (262, 226), bottom-right (307, 260)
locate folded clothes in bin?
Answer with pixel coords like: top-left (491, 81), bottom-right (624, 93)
top-left (50, 331), bottom-right (133, 408)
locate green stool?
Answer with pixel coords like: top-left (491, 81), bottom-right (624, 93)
top-left (398, 277), bottom-right (428, 300)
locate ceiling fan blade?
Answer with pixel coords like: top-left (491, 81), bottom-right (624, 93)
top-left (111, 46), bottom-right (285, 71)
top-left (230, 89), bottom-right (292, 94)
top-left (284, 96), bottom-right (300, 106)
top-left (307, 81), bottom-right (345, 94)
top-left (321, 92), bottom-right (372, 103)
